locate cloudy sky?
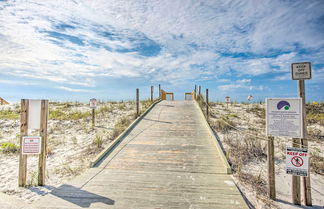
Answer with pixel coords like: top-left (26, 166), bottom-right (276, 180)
top-left (0, 0), bottom-right (323, 102)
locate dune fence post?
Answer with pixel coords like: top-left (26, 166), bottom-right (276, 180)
top-left (136, 88), bottom-right (139, 117)
top-left (38, 100), bottom-right (48, 186)
top-left (267, 136), bottom-right (276, 200)
top-left (19, 99), bottom-right (29, 187)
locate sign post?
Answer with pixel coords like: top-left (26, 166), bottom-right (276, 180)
top-left (266, 98), bottom-right (303, 200)
top-left (90, 98), bottom-right (97, 128)
top-left (136, 88), bottom-right (139, 117)
top-left (19, 99), bottom-right (48, 187)
top-left (225, 96), bottom-right (231, 109)
top-left (151, 86), bottom-right (154, 103)
top-left (292, 62), bottom-right (312, 206)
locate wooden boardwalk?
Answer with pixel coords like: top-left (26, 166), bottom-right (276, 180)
top-left (32, 101), bottom-right (248, 209)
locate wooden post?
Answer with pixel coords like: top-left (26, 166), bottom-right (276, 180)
top-left (92, 108), bottom-right (95, 128)
top-left (159, 84), bottom-right (161, 99)
top-left (19, 99), bottom-right (28, 187)
top-left (136, 88), bottom-right (139, 117)
top-left (198, 86), bottom-right (201, 96)
top-left (298, 80), bottom-right (312, 206)
top-left (195, 85), bottom-right (197, 99)
top-left (267, 136), bottom-right (276, 199)
top-left (292, 138), bottom-right (301, 205)
top-left (151, 86), bottom-right (154, 102)
top-left (206, 89), bottom-right (209, 122)
top-left (38, 100), bottom-right (48, 186)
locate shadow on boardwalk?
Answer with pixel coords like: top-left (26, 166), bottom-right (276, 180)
top-left (33, 184), bottom-right (114, 208)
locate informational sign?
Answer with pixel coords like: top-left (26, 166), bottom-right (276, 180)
top-left (89, 98), bottom-right (97, 109)
top-left (286, 147), bottom-right (309, 176)
top-left (247, 95), bottom-right (253, 101)
top-left (292, 62), bottom-right (311, 80)
top-left (22, 136), bottom-right (41, 155)
top-left (266, 98), bottom-right (303, 138)
top-left (225, 96), bottom-right (231, 103)
top-left (28, 100), bottom-right (41, 129)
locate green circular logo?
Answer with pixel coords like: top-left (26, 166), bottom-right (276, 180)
top-left (284, 105), bottom-right (290, 110)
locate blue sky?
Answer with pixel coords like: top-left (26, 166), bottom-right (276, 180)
top-left (0, 0), bottom-right (323, 102)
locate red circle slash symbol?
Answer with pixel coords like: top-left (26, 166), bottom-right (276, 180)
top-left (291, 156), bottom-right (303, 167)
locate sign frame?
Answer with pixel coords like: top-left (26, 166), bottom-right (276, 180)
top-left (266, 98), bottom-right (303, 138)
top-left (22, 136), bottom-right (42, 155)
top-left (291, 62), bottom-right (312, 80)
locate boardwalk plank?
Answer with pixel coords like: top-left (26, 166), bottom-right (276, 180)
top-left (32, 101), bottom-right (248, 209)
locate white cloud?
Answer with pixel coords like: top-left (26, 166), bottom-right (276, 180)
top-left (56, 86), bottom-right (94, 93)
top-left (0, 0), bottom-right (323, 88)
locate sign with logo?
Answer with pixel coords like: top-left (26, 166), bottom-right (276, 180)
top-left (286, 147), bottom-right (309, 176)
top-left (292, 62), bottom-right (311, 80)
top-left (266, 98), bottom-right (303, 138)
top-left (225, 96), bottom-right (231, 103)
top-left (247, 95), bottom-right (253, 101)
top-left (89, 98), bottom-right (97, 109)
top-left (22, 136), bottom-right (41, 155)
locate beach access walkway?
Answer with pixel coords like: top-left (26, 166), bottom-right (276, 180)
top-left (32, 100), bottom-right (249, 208)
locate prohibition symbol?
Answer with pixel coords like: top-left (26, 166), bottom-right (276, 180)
top-left (291, 156), bottom-right (303, 167)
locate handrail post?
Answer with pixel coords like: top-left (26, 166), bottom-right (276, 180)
top-left (206, 89), bottom-right (209, 122)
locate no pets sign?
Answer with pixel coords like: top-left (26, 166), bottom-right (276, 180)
top-left (286, 147), bottom-right (309, 177)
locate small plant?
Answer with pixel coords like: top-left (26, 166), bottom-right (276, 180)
top-left (1, 142), bottom-right (19, 154)
top-left (93, 135), bottom-right (103, 148)
top-left (26, 170), bottom-right (38, 187)
top-left (212, 116), bottom-right (236, 133)
top-left (117, 103), bottom-right (126, 111)
top-left (310, 148), bottom-right (324, 175)
top-left (71, 136), bottom-right (78, 144)
top-left (0, 109), bottom-right (19, 119)
top-left (112, 116), bottom-right (131, 138)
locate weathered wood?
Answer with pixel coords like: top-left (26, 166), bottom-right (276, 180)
top-left (206, 88), bottom-right (209, 122)
top-left (19, 99), bottom-right (28, 187)
top-left (92, 109), bottom-right (95, 128)
top-left (267, 136), bottom-right (276, 199)
top-left (33, 101), bottom-right (248, 209)
top-left (151, 86), bottom-right (153, 102)
top-left (298, 80), bottom-right (312, 206)
top-left (38, 100), bottom-right (48, 186)
top-left (136, 88), bottom-right (139, 117)
top-left (292, 138), bottom-right (301, 205)
top-left (198, 85), bottom-right (201, 96)
top-left (158, 84), bottom-right (161, 99)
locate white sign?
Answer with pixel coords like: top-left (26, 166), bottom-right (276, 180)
top-left (225, 96), bottom-right (231, 103)
top-left (286, 147), bottom-right (309, 176)
top-left (22, 136), bottom-right (41, 155)
top-left (292, 62), bottom-right (311, 80)
top-left (28, 100), bottom-right (41, 129)
top-left (89, 98), bottom-right (97, 109)
top-left (266, 98), bottom-right (303, 138)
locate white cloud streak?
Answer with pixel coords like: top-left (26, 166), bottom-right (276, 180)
top-left (0, 0), bottom-right (323, 88)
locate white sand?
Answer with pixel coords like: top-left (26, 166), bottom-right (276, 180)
top-left (0, 101), bottom-right (139, 203)
top-left (210, 102), bottom-right (324, 208)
